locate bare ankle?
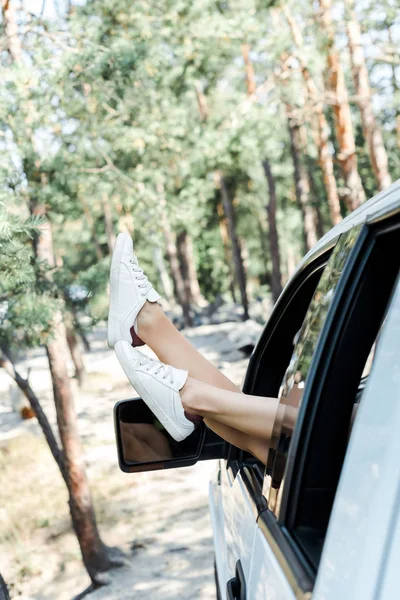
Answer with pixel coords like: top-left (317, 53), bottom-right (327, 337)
top-left (136, 301), bottom-right (163, 337)
top-left (180, 377), bottom-right (200, 414)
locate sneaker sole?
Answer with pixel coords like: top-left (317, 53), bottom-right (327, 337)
top-left (115, 342), bottom-right (194, 443)
top-left (107, 234), bottom-right (127, 348)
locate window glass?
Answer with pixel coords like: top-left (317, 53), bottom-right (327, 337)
top-left (288, 225), bottom-right (400, 570)
top-left (264, 225), bottom-right (362, 512)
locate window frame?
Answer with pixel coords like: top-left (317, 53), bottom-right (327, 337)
top-left (226, 248), bottom-right (333, 485)
top-left (273, 223), bottom-right (368, 522)
top-left (253, 225), bottom-right (369, 599)
top-left (256, 214), bottom-right (400, 599)
top-left (284, 217), bottom-right (400, 566)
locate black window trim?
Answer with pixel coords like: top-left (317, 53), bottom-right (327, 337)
top-left (250, 225), bottom-right (369, 600)
top-left (255, 213), bottom-right (400, 599)
top-left (257, 508), bottom-right (314, 599)
top-left (277, 223), bottom-right (371, 526)
top-left (226, 248), bottom-right (335, 504)
top-left (243, 249), bottom-right (335, 398)
top-left (281, 216), bottom-right (400, 531)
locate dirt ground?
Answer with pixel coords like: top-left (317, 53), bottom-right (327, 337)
top-left (0, 322), bottom-right (249, 600)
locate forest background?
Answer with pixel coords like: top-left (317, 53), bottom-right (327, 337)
top-left (0, 0), bottom-right (399, 598)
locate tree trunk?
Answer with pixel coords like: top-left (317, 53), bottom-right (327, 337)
top-left (241, 43), bottom-right (256, 95)
top-left (0, 351), bottom-right (67, 481)
top-left (387, 24), bottom-right (400, 150)
top-left (307, 158), bottom-right (325, 239)
top-left (80, 197), bottom-right (104, 261)
top-left (75, 317), bottom-right (91, 353)
top-left (194, 82), bottom-right (209, 121)
top-left (159, 190), bottom-right (192, 327)
top-left (101, 193), bottom-right (117, 254)
top-left (286, 245), bottom-right (298, 281)
top-left (46, 315), bottom-right (115, 583)
top-left (318, 0), bottom-right (366, 211)
top-left (216, 171), bottom-right (249, 320)
top-left (261, 160), bottom-right (283, 303)
top-left (282, 3), bottom-right (342, 225)
top-left (257, 220), bottom-right (270, 280)
top-left (176, 230), bottom-right (203, 306)
top-left (1, 0), bottom-right (22, 63)
top-left (31, 204), bottom-right (117, 585)
top-left (241, 39), bottom-right (282, 302)
top-left (217, 201), bottom-right (237, 304)
top-left (177, 231), bottom-right (194, 306)
top-left (3, 4), bottom-right (117, 585)
top-left (286, 110), bottom-right (318, 251)
top-left (345, 0), bottom-right (392, 191)
top-left (152, 245), bottom-right (174, 304)
top-left (65, 313), bottom-right (86, 387)
top-left (0, 572), bottom-right (11, 600)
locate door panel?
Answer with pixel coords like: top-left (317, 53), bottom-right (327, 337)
top-left (209, 461), bottom-right (228, 599)
top-left (313, 277), bottom-right (400, 600)
top-left (248, 527), bottom-right (296, 600)
top-left (221, 467), bottom-right (258, 593)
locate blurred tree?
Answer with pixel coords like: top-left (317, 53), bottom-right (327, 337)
top-left (0, 572), bottom-right (10, 600)
top-left (262, 159), bottom-right (283, 302)
top-left (318, 0), bottom-right (366, 210)
top-left (281, 3), bottom-right (342, 225)
top-left (286, 106), bottom-right (318, 251)
top-left (0, 1), bottom-right (122, 590)
top-left (344, 0), bottom-right (392, 191)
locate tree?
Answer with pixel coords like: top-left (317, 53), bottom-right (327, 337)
top-left (177, 230), bottom-right (204, 306)
top-left (0, 205), bottom-right (122, 592)
top-left (262, 160), bottom-right (283, 302)
top-left (345, 0), bottom-right (392, 191)
top-left (286, 107), bottom-right (318, 251)
top-left (318, 0), bottom-right (366, 211)
top-left (281, 3), bottom-right (342, 226)
top-left (0, 572), bottom-right (11, 600)
top-left (216, 171), bottom-right (249, 320)
top-left (241, 39), bottom-right (286, 300)
top-left (159, 190), bottom-right (193, 326)
top-left (0, 2), bottom-right (122, 590)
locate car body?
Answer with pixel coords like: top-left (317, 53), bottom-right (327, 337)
top-left (114, 179), bottom-right (400, 599)
top-left (210, 179), bottom-right (400, 599)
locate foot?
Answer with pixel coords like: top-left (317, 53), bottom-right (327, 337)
top-left (114, 341), bottom-right (195, 442)
top-left (108, 233), bottom-right (161, 348)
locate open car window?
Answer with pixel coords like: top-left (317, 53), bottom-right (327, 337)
top-left (263, 224), bottom-right (363, 511)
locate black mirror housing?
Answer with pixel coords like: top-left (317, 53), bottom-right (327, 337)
top-left (114, 398), bottom-right (227, 473)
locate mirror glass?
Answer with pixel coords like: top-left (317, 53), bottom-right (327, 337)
top-left (116, 399), bottom-right (203, 465)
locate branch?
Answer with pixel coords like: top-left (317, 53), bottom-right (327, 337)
top-left (0, 351), bottom-right (67, 482)
top-left (80, 164), bottom-right (111, 174)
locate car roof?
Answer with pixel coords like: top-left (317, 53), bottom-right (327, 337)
top-left (297, 178), bottom-right (400, 274)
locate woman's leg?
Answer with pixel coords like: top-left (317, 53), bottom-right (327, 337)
top-left (181, 377), bottom-right (279, 441)
top-left (136, 302), bottom-right (273, 462)
top-left (137, 301), bottom-right (240, 391)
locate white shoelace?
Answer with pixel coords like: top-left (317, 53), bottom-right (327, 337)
top-left (138, 355), bottom-right (174, 385)
top-left (128, 257), bottom-right (152, 297)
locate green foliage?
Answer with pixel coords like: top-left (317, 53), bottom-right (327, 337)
top-left (0, 206), bottom-right (59, 348)
top-left (0, 0), bottom-right (399, 350)
top-left (0, 206), bottom-right (41, 295)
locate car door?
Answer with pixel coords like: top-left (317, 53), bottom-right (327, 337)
top-left (245, 214), bottom-right (400, 599)
top-left (211, 248), bottom-right (334, 599)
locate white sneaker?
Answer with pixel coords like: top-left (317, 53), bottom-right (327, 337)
top-left (115, 341), bottom-right (195, 442)
top-left (108, 233), bottom-right (161, 348)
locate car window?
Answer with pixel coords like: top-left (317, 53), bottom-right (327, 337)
top-left (263, 224), bottom-right (362, 512)
top-left (236, 252), bottom-right (332, 474)
top-left (256, 218), bottom-right (400, 599)
top-left (283, 220), bottom-right (400, 571)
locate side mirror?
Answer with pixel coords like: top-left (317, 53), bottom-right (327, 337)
top-left (114, 398), bottom-right (227, 473)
